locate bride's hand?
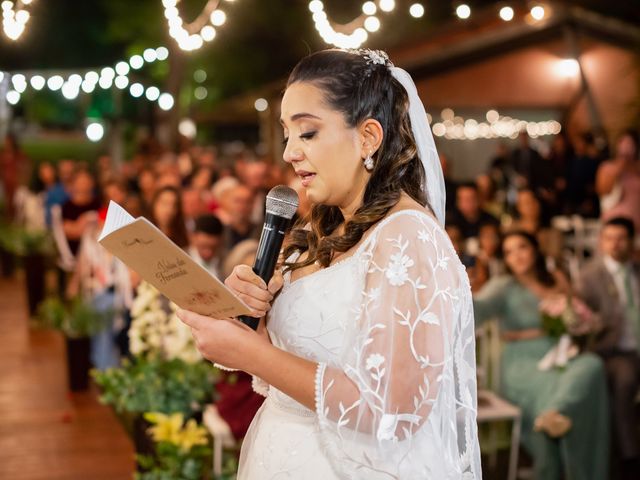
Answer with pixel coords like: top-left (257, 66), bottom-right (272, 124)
top-left (176, 309), bottom-right (270, 370)
top-left (224, 264), bottom-right (284, 318)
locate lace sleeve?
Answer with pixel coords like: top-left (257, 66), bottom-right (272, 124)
top-left (315, 212), bottom-right (480, 478)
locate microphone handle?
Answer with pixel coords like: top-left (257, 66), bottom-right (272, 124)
top-left (239, 213), bottom-right (290, 330)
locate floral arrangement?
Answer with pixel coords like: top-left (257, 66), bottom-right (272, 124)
top-left (129, 281), bottom-right (202, 364)
top-left (136, 412), bottom-right (211, 480)
top-left (538, 295), bottom-right (596, 371)
top-left (539, 295), bottom-right (595, 338)
top-left (37, 296), bottom-right (110, 338)
top-left (93, 356), bottom-right (217, 416)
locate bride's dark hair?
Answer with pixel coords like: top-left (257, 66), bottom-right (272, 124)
top-left (282, 49), bottom-right (429, 271)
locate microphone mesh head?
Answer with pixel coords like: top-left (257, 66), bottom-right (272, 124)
top-left (265, 185), bottom-right (299, 219)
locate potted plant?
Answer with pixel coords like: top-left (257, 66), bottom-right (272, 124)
top-left (92, 282), bottom-right (219, 460)
top-left (38, 296), bottom-right (110, 391)
top-left (136, 412), bottom-right (211, 480)
top-left (1, 225), bottom-right (54, 315)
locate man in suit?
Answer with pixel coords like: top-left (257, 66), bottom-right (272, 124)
top-left (578, 216), bottom-right (640, 479)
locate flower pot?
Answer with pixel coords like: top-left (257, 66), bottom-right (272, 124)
top-left (23, 253), bottom-right (46, 316)
top-left (132, 415), bottom-right (156, 472)
top-left (0, 245), bottom-right (15, 277)
top-left (65, 336), bottom-right (91, 391)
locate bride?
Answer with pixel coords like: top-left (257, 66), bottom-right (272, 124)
top-left (178, 49), bottom-right (481, 479)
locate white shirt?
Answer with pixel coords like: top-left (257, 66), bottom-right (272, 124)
top-left (603, 255), bottom-right (640, 351)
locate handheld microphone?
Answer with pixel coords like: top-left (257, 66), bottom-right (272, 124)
top-left (239, 185), bottom-right (299, 330)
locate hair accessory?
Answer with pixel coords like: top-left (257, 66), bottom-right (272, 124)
top-left (357, 48), bottom-right (392, 67)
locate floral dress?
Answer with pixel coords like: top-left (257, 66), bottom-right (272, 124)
top-left (238, 210), bottom-right (481, 479)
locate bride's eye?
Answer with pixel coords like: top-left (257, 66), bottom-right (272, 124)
top-left (300, 131), bottom-right (317, 141)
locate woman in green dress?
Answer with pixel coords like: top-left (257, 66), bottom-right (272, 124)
top-left (474, 230), bottom-right (609, 480)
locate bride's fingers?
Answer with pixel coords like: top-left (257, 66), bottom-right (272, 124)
top-left (177, 309), bottom-right (210, 330)
top-left (268, 271), bottom-right (284, 295)
top-left (226, 272), bottom-right (273, 303)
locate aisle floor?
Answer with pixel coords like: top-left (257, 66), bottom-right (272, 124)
top-left (0, 276), bottom-right (135, 480)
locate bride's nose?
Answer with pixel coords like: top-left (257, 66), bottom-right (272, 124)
top-left (283, 143), bottom-right (304, 164)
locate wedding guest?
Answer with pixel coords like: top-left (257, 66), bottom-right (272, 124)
top-left (509, 188), bottom-right (564, 264)
top-left (188, 214), bottom-right (225, 279)
top-left (476, 221), bottom-right (504, 280)
top-left (150, 186), bottom-right (189, 248)
top-left (215, 183), bottom-right (258, 249)
top-left (474, 231), bottom-right (609, 480)
top-left (577, 217), bottom-right (640, 479)
top-left (449, 182), bottom-right (499, 239)
top-left (597, 130), bottom-right (640, 236)
top-left (62, 169), bottom-right (101, 256)
top-left (566, 132), bottom-right (601, 217)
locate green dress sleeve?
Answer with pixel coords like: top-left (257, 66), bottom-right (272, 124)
top-left (472, 275), bottom-right (511, 324)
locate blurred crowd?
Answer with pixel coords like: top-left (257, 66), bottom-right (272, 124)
top-left (1, 125), bottom-right (639, 479)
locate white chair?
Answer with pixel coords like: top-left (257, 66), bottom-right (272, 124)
top-left (476, 320), bottom-right (522, 480)
top-left (203, 404), bottom-right (236, 477)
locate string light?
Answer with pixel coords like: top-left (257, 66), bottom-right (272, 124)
top-left (2, 0), bottom-right (35, 41)
top-left (164, 0), bottom-right (233, 51)
top-left (530, 5), bottom-right (545, 21)
top-left (310, 1), bottom-right (425, 49)
top-left (3, 45), bottom-right (175, 111)
top-left (499, 6), bottom-right (514, 21)
top-left (456, 4), bottom-right (471, 20)
top-left (431, 109), bottom-right (561, 140)
top-left (409, 3), bottom-right (425, 18)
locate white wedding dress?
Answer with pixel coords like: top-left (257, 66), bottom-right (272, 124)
top-left (238, 210), bottom-right (481, 479)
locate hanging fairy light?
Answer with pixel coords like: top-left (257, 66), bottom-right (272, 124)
top-left (163, 0), bottom-right (234, 52)
top-left (310, 1), bottom-right (425, 49)
top-left (2, 0), bottom-right (35, 41)
top-left (2, 43), bottom-right (175, 112)
top-left (456, 4), bottom-right (471, 20)
top-left (431, 109), bottom-right (561, 140)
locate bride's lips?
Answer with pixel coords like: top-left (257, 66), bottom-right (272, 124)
top-left (295, 170), bottom-right (316, 187)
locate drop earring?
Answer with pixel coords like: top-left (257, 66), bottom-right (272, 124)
top-left (364, 153), bottom-right (374, 172)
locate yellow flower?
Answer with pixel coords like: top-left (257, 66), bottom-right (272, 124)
top-left (176, 418), bottom-right (208, 452)
top-left (145, 412), bottom-right (184, 444)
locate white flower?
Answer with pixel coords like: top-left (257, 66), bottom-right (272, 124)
top-left (365, 353), bottom-right (385, 371)
top-left (385, 252), bottom-right (414, 286)
top-left (417, 229), bottom-right (432, 244)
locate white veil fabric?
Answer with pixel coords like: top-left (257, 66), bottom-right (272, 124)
top-left (390, 66), bottom-right (446, 226)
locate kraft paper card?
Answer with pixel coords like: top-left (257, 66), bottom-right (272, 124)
top-left (99, 201), bottom-right (251, 318)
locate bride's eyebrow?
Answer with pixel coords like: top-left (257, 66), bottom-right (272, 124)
top-left (279, 112), bottom-right (322, 125)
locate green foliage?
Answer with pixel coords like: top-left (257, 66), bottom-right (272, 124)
top-left (541, 313), bottom-right (567, 338)
top-left (92, 356), bottom-right (218, 416)
top-left (37, 296), bottom-right (110, 338)
top-left (0, 224), bottom-right (54, 256)
top-left (136, 442), bottom-right (211, 480)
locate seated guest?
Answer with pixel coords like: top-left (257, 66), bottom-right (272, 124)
top-left (476, 221), bottom-right (504, 280)
top-left (188, 214), bottom-right (224, 279)
top-left (449, 182), bottom-right (499, 240)
top-left (509, 188), bottom-right (564, 264)
top-left (474, 231), bottom-right (609, 480)
top-left (577, 216), bottom-right (640, 479)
